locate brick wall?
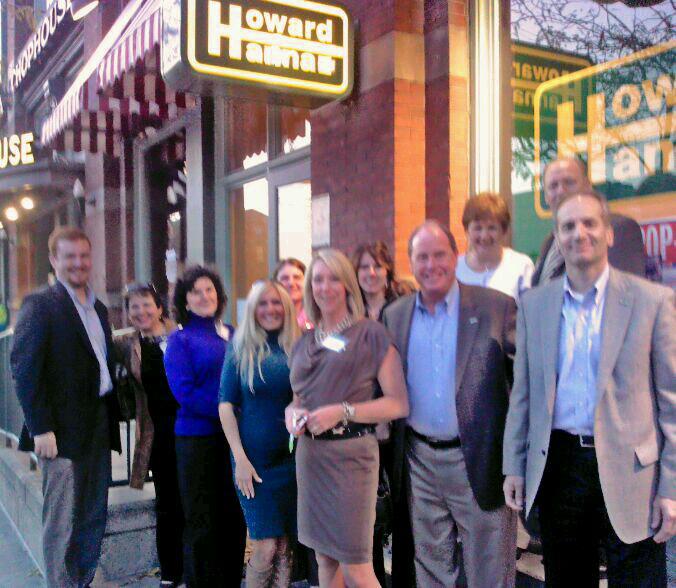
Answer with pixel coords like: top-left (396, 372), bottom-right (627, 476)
top-left (311, 0), bottom-right (471, 271)
top-left (311, 0), bottom-right (426, 277)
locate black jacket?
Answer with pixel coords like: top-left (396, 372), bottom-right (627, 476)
top-left (11, 281), bottom-right (121, 458)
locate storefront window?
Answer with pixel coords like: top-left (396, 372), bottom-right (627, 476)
top-left (230, 178), bottom-right (270, 320)
top-left (280, 106), bottom-right (311, 154)
top-left (277, 180), bottom-right (312, 266)
top-left (226, 99), bottom-right (268, 171)
top-left (509, 0), bottom-right (674, 284)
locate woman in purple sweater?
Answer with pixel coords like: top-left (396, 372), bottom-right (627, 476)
top-left (164, 266), bottom-right (246, 587)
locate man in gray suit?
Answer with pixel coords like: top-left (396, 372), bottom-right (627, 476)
top-left (383, 220), bottom-right (517, 587)
top-left (503, 191), bottom-right (675, 586)
top-left (531, 157), bottom-right (646, 285)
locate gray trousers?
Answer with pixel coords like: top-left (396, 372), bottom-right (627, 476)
top-left (406, 435), bottom-right (516, 588)
top-left (40, 402), bottom-right (111, 588)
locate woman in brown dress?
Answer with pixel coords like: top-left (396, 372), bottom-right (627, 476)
top-left (286, 248), bottom-right (409, 588)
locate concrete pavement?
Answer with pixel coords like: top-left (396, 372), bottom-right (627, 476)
top-left (1, 502), bottom-right (674, 587)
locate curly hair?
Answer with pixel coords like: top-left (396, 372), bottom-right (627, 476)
top-left (173, 265), bottom-right (228, 325)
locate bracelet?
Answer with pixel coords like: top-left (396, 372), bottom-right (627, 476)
top-left (341, 401), bottom-right (355, 426)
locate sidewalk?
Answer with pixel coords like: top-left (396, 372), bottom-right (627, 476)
top-left (1, 501), bottom-right (673, 587)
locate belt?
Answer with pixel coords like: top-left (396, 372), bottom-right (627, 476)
top-left (552, 429), bottom-right (595, 448)
top-left (407, 427), bottom-right (461, 449)
top-left (306, 423), bottom-right (375, 441)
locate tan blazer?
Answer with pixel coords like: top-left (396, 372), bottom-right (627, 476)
top-left (503, 268), bottom-right (675, 543)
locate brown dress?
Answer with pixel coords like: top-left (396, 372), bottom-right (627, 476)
top-left (289, 319), bottom-right (392, 564)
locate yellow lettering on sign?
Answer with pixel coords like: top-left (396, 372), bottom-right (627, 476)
top-left (186, 0), bottom-right (351, 97)
top-left (613, 146), bottom-right (641, 182)
top-left (263, 11), bottom-right (287, 33)
top-left (642, 75), bottom-right (675, 112)
top-left (612, 84), bottom-right (642, 119)
top-left (0, 132), bottom-right (35, 169)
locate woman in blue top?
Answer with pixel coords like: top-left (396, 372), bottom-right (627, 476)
top-left (164, 266), bottom-right (246, 588)
top-left (219, 280), bottom-right (300, 587)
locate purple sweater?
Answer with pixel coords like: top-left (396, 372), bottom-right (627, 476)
top-left (164, 313), bottom-right (233, 436)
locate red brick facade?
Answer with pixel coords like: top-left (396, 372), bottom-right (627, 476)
top-left (311, 0), bottom-right (470, 277)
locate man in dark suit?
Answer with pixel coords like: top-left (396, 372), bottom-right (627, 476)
top-left (531, 157), bottom-right (646, 286)
top-left (11, 226), bottom-right (121, 588)
top-left (383, 220), bottom-right (517, 587)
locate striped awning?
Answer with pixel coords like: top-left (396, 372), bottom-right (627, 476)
top-left (41, 0), bottom-right (192, 158)
top-left (97, 0), bottom-right (161, 92)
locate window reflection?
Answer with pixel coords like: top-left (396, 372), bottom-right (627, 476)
top-left (509, 0), bottom-right (674, 283)
top-left (280, 107), bottom-right (311, 154)
top-left (277, 180), bottom-right (312, 266)
top-left (227, 99), bottom-right (268, 172)
top-left (230, 179), bottom-right (269, 321)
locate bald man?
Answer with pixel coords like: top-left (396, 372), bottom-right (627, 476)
top-left (531, 157), bottom-right (646, 286)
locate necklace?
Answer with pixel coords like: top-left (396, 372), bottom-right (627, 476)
top-left (314, 314), bottom-right (354, 346)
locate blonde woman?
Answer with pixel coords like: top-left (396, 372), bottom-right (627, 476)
top-left (219, 280), bottom-right (301, 587)
top-left (286, 249), bottom-right (409, 588)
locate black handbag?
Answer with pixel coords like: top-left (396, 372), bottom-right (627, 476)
top-left (114, 363), bottom-right (136, 421)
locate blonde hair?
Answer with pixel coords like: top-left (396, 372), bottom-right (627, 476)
top-left (233, 280), bottom-right (300, 393)
top-left (303, 248), bottom-right (365, 326)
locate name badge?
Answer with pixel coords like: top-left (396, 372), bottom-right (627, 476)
top-left (322, 334), bottom-right (347, 353)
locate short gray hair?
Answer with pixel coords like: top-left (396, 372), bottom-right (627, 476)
top-left (553, 191), bottom-right (611, 227)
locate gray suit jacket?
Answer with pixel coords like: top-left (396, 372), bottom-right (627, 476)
top-left (531, 213), bottom-right (646, 286)
top-left (383, 284), bottom-right (516, 511)
top-left (503, 268), bottom-right (675, 543)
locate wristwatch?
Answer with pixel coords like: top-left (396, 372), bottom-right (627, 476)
top-left (342, 401), bottom-right (355, 426)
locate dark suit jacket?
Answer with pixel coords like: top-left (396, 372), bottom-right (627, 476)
top-left (531, 212), bottom-right (646, 286)
top-left (383, 284), bottom-right (516, 511)
top-left (11, 281), bottom-right (121, 459)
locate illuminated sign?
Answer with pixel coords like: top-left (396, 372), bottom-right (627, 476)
top-left (533, 41), bottom-right (675, 218)
top-left (0, 133), bottom-right (36, 169)
top-left (162, 0), bottom-right (354, 102)
top-left (7, 0), bottom-right (73, 93)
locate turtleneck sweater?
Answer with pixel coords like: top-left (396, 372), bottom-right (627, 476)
top-left (164, 312), bottom-right (234, 436)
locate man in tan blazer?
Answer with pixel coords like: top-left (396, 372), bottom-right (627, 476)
top-left (503, 191), bottom-right (675, 586)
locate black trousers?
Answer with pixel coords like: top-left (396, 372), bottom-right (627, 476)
top-left (150, 417), bottom-right (184, 583)
top-left (538, 431), bottom-right (666, 588)
top-left (176, 434), bottom-right (247, 588)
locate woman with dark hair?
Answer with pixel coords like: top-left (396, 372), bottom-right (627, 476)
top-left (351, 241), bottom-right (411, 586)
top-left (273, 257), bottom-right (312, 330)
top-left (115, 283), bottom-right (183, 587)
top-left (351, 241), bottom-right (411, 322)
top-left (164, 266), bottom-right (246, 587)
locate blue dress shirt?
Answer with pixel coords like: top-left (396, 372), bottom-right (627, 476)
top-left (553, 266), bottom-right (609, 436)
top-left (406, 281), bottom-right (460, 439)
top-left (59, 279), bottom-right (113, 396)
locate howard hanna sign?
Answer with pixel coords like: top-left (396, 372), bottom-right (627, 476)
top-left (162, 0), bottom-right (354, 103)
